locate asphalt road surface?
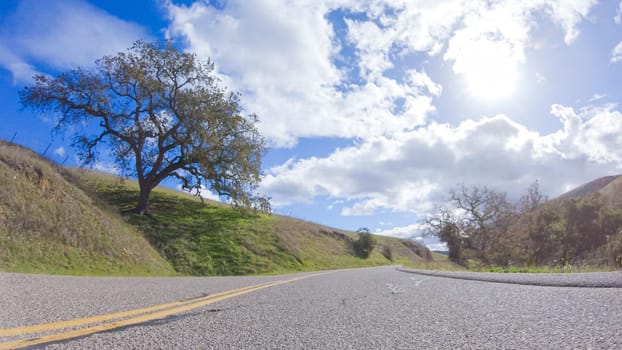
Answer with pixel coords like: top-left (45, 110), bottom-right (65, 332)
top-left (2, 266), bottom-right (621, 349)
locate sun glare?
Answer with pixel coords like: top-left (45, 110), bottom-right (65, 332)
top-left (465, 59), bottom-right (517, 100)
top-left (456, 39), bottom-right (519, 101)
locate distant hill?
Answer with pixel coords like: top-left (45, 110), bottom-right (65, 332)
top-left (0, 140), bottom-right (447, 276)
top-left (556, 175), bottom-right (622, 205)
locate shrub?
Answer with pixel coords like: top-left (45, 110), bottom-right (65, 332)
top-left (353, 228), bottom-right (375, 259)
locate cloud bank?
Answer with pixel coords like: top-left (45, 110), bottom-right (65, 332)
top-left (164, 0), bottom-right (610, 219)
top-left (262, 104), bottom-right (622, 215)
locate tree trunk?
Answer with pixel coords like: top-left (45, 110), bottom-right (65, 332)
top-left (135, 185), bottom-right (153, 217)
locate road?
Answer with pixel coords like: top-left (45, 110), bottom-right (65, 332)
top-left (1, 266), bottom-right (621, 349)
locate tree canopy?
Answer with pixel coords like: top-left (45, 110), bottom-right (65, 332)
top-left (426, 181), bottom-right (622, 269)
top-left (20, 40), bottom-right (268, 216)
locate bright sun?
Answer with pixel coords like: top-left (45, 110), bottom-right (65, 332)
top-left (465, 58), bottom-right (517, 100)
top-left (456, 39), bottom-right (519, 100)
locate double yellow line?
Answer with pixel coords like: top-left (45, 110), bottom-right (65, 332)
top-left (0, 273), bottom-right (322, 349)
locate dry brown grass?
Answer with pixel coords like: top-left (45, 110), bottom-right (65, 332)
top-left (0, 141), bottom-right (174, 275)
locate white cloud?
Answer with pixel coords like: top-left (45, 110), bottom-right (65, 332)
top-left (408, 71), bottom-right (443, 97)
top-left (262, 103), bottom-right (622, 216)
top-left (616, 2), bottom-right (622, 24)
top-left (166, 0), bottom-right (441, 147)
top-left (0, 0), bottom-right (148, 83)
top-left (176, 184), bottom-right (222, 202)
top-left (612, 41), bottom-right (622, 63)
top-left (0, 45), bottom-right (38, 83)
top-left (544, 0), bottom-right (597, 44)
top-left (377, 222), bottom-right (445, 250)
top-left (92, 161), bottom-right (120, 175)
top-left (166, 0), bottom-right (596, 147)
top-left (426, 242), bottom-right (448, 251)
top-left (345, 18), bottom-right (394, 78)
top-left (589, 93), bottom-right (606, 102)
top-left (376, 223), bottom-right (427, 240)
top-left (53, 147), bottom-right (65, 157)
top-left (327, 199), bottom-right (344, 211)
top-left (572, 105), bottom-right (622, 164)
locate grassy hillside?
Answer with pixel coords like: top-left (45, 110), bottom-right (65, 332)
top-left (67, 168), bottom-right (441, 275)
top-left (594, 176), bottom-right (622, 208)
top-left (0, 141), bottom-right (175, 275)
top-left (556, 175), bottom-right (622, 203)
top-left (0, 140), bottom-right (444, 276)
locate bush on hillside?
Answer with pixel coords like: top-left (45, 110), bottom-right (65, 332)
top-left (353, 227), bottom-right (376, 259)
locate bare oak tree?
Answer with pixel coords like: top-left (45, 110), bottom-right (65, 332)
top-left (450, 185), bottom-right (515, 261)
top-left (20, 40), bottom-right (268, 216)
top-left (427, 185), bottom-right (517, 265)
top-left (425, 208), bottom-right (465, 265)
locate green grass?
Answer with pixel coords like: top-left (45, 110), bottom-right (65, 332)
top-left (1, 140), bottom-right (437, 276)
top-left (0, 235), bottom-right (173, 276)
top-left (0, 141), bottom-right (175, 276)
top-left (68, 169), bottom-right (436, 275)
top-left (66, 170), bottom-right (299, 275)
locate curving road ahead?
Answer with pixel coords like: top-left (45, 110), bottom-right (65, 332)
top-left (1, 266), bottom-right (621, 349)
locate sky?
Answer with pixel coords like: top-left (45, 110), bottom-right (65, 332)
top-left (2, 0), bottom-right (622, 249)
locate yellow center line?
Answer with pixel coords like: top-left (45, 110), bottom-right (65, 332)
top-left (0, 280), bottom-right (276, 337)
top-left (0, 272), bottom-right (326, 350)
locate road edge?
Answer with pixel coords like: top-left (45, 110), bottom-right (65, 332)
top-left (396, 267), bottom-right (622, 288)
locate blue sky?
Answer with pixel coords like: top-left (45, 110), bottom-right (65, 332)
top-left (2, 0), bottom-right (622, 249)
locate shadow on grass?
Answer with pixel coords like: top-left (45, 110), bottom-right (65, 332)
top-left (93, 186), bottom-right (299, 276)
